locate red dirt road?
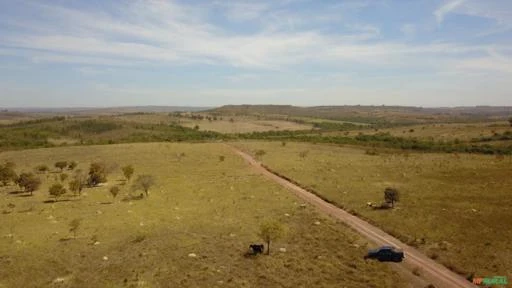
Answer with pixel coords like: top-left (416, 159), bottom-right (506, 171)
top-left (232, 147), bottom-right (477, 288)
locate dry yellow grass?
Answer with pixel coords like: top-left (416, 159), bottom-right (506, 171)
top-left (180, 119), bottom-right (312, 133)
top-left (334, 121), bottom-right (511, 141)
top-left (234, 141), bottom-right (512, 280)
top-left (0, 143), bottom-right (404, 288)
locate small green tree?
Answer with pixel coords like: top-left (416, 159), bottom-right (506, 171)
top-left (122, 165), bottom-right (134, 182)
top-left (35, 164), bottom-right (50, 174)
top-left (132, 175), bottom-right (155, 197)
top-left (110, 186), bottom-right (120, 199)
top-left (55, 161), bottom-right (68, 172)
top-left (49, 183), bottom-right (67, 201)
top-left (88, 162), bottom-right (107, 187)
top-left (60, 173), bottom-right (69, 182)
top-left (384, 187), bottom-right (400, 208)
top-left (68, 161), bottom-right (78, 171)
top-left (69, 218), bottom-right (81, 238)
top-left (258, 221), bottom-right (284, 255)
top-left (16, 172), bottom-right (41, 195)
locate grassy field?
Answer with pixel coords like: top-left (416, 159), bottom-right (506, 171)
top-left (335, 122), bottom-right (512, 142)
top-left (233, 141), bottom-right (512, 280)
top-left (0, 143), bottom-right (405, 288)
top-left (180, 119), bottom-right (312, 133)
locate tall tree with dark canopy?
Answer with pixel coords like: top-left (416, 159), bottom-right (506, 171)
top-left (16, 172), bottom-right (41, 196)
top-left (384, 187), bottom-right (400, 208)
top-left (88, 162), bottom-right (107, 187)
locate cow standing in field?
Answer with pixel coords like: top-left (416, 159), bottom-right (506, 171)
top-left (249, 244), bottom-right (265, 255)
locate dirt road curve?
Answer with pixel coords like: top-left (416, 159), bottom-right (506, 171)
top-left (232, 147), bottom-right (477, 288)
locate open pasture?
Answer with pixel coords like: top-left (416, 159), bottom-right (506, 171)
top-left (0, 143), bottom-right (403, 288)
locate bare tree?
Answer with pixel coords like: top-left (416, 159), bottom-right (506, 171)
top-left (70, 169), bottom-right (87, 196)
top-left (132, 175), bottom-right (155, 197)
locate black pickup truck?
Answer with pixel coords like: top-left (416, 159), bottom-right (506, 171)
top-left (364, 246), bottom-right (404, 262)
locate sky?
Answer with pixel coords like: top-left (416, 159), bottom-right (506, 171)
top-left (0, 0), bottom-right (511, 108)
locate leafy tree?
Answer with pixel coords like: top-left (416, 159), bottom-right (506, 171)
top-left (110, 186), bottom-right (120, 199)
top-left (132, 175), bottom-right (155, 197)
top-left (49, 183), bottom-right (67, 201)
top-left (88, 162), bottom-right (107, 187)
top-left (35, 164), bottom-right (50, 174)
top-left (258, 221), bottom-right (284, 255)
top-left (16, 172), bottom-right (41, 195)
top-left (68, 161), bottom-right (78, 171)
top-left (69, 218), bottom-right (81, 238)
top-left (255, 149), bottom-right (266, 160)
top-left (55, 161), bottom-right (68, 172)
top-left (194, 125), bottom-right (200, 130)
top-left (60, 173), bottom-right (69, 182)
top-left (0, 163), bottom-right (18, 186)
top-left (122, 165), bottom-right (134, 181)
top-left (384, 187), bottom-right (400, 208)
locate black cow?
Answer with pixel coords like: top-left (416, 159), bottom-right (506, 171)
top-left (249, 244), bottom-right (265, 255)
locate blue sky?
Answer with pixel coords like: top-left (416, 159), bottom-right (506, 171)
top-left (0, 0), bottom-right (511, 107)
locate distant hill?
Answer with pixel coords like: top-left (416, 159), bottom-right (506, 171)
top-left (209, 105), bottom-right (512, 124)
top-left (1, 106), bottom-right (212, 115)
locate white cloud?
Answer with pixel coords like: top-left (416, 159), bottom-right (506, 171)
top-left (434, 0), bottom-right (466, 24)
top-left (0, 0), bottom-right (510, 78)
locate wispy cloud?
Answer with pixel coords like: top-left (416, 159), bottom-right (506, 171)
top-left (434, 0), bottom-right (466, 24)
top-left (0, 0), bottom-right (511, 107)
